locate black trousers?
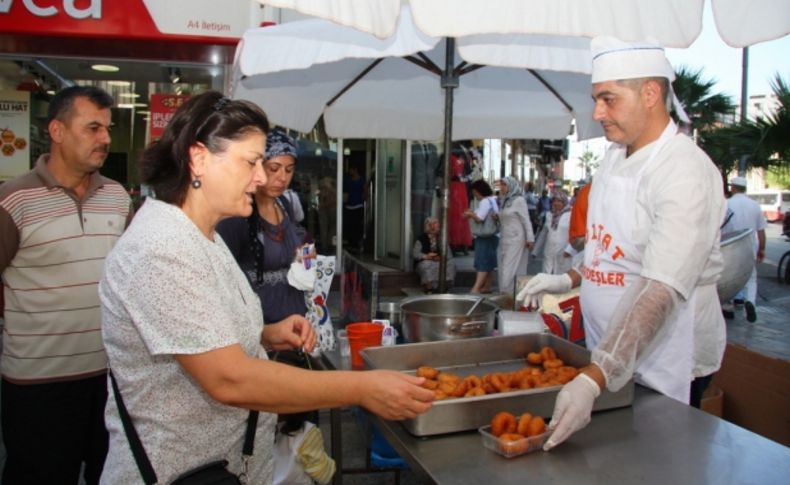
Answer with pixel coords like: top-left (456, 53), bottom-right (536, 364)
top-left (689, 374), bottom-right (714, 409)
top-left (2, 374), bottom-right (109, 484)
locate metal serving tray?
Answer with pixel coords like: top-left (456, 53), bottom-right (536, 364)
top-left (360, 333), bottom-right (634, 436)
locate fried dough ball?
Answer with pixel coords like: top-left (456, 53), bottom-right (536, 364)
top-left (490, 411), bottom-right (517, 437)
top-left (497, 433), bottom-right (529, 455)
top-left (540, 346), bottom-right (557, 361)
top-left (420, 379), bottom-right (439, 390)
top-left (543, 358), bottom-right (563, 370)
top-left (463, 374), bottom-right (483, 389)
top-left (490, 373), bottom-right (511, 393)
top-left (438, 381), bottom-right (457, 395)
top-left (482, 381), bottom-right (496, 394)
top-left (465, 386), bottom-right (486, 397)
top-left (450, 380), bottom-right (469, 397)
top-left (517, 374), bottom-right (537, 390)
top-left (526, 352), bottom-right (543, 365)
top-left (437, 372), bottom-right (461, 384)
top-left (558, 366), bottom-right (578, 377)
top-left (416, 366), bottom-right (439, 379)
top-left (516, 413), bottom-right (533, 436)
top-left (526, 416), bottom-right (546, 437)
top-left (433, 390), bottom-right (449, 400)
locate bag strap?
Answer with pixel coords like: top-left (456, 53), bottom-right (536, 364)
top-left (109, 370), bottom-right (259, 483)
top-left (109, 370), bottom-right (158, 484)
top-left (720, 209), bottom-right (734, 230)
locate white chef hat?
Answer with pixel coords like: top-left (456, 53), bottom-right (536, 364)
top-left (591, 36), bottom-right (689, 123)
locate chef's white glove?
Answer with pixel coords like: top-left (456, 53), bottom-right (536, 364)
top-left (515, 273), bottom-right (572, 309)
top-left (543, 373), bottom-right (600, 451)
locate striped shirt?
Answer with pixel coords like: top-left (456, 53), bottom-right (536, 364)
top-left (0, 155), bottom-right (131, 383)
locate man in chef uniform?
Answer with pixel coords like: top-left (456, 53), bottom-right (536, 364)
top-left (517, 36), bottom-right (726, 450)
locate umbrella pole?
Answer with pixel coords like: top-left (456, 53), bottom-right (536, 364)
top-left (439, 38), bottom-right (458, 294)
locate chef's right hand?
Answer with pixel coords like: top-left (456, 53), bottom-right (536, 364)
top-left (543, 373), bottom-right (601, 451)
top-left (515, 273), bottom-right (572, 309)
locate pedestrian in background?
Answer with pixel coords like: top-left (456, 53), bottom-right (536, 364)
top-left (532, 188), bottom-right (573, 275)
top-left (0, 86), bottom-right (132, 484)
top-left (413, 217), bottom-right (455, 293)
top-left (721, 176), bottom-right (767, 322)
top-left (447, 148), bottom-right (473, 255)
top-left (217, 129), bottom-right (312, 325)
top-left (497, 176), bottom-right (535, 296)
top-left (523, 181), bottom-right (540, 233)
top-left (342, 163), bottom-right (366, 253)
top-left (465, 180), bottom-right (499, 294)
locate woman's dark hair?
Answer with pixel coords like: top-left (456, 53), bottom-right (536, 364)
top-left (471, 179), bottom-right (493, 197)
top-left (140, 90), bottom-right (270, 205)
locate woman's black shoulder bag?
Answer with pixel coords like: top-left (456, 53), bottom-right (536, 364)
top-left (109, 371), bottom-right (258, 484)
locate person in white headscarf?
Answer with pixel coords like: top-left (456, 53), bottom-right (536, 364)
top-left (496, 177), bottom-right (534, 296)
top-left (531, 188), bottom-right (572, 275)
top-left (517, 36), bottom-right (725, 450)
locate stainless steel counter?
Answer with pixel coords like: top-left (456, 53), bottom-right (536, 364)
top-left (320, 347), bottom-right (790, 485)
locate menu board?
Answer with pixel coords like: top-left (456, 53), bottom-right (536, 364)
top-left (0, 91), bottom-right (31, 182)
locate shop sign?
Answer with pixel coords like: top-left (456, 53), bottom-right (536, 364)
top-left (0, 0), bottom-right (262, 42)
top-left (149, 93), bottom-right (189, 142)
top-left (0, 90), bottom-right (31, 182)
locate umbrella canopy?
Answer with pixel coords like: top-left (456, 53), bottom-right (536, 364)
top-left (234, 3), bottom-right (607, 291)
top-left (233, 8), bottom-right (600, 141)
top-left (258, 0), bottom-right (790, 48)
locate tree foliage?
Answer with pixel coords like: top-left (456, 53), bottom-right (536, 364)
top-left (673, 65), bottom-right (736, 131)
top-left (674, 66), bottom-right (790, 178)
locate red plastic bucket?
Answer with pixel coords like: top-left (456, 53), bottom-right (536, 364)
top-left (346, 322), bottom-right (383, 369)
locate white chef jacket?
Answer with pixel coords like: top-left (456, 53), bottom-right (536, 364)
top-left (722, 193), bottom-right (767, 254)
top-left (586, 129), bottom-right (726, 383)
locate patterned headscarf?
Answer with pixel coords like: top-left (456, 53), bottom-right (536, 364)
top-left (550, 188), bottom-right (571, 230)
top-left (500, 176), bottom-right (524, 209)
top-left (265, 129), bottom-right (298, 161)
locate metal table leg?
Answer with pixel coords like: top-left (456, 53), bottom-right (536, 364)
top-left (330, 407), bottom-right (343, 485)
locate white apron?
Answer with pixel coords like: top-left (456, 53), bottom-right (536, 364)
top-left (580, 121), bottom-right (694, 403)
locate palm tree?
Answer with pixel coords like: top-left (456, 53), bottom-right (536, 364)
top-left (577, 150), bottom-right (600, 179)
top-left (673, 65), bottom-right (737, 132)
top-left (753, 75), bottom-right (790, 166)
top-left (701, 75), bottom-right (790, 177)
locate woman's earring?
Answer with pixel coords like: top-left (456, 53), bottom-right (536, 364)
top-left (191, 179), bottom-right (202, 189)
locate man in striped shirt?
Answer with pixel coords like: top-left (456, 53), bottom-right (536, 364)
top-left (0, 86), bottom-right (132, 484)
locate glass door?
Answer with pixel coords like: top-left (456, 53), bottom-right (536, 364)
top-left (374, 139), bottom-right (406, 268)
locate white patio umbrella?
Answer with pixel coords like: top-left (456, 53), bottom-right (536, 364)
top-left (233, 5), bottom-right (601, 290)
top-left (234, 13), bottom-right (599, 141)
top-left (258, 0), bottom-right (790, 48)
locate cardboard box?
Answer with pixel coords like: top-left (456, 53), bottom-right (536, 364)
top-left (712, 343), bottom-right (790, 446)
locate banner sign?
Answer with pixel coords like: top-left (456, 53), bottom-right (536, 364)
top-left (0, 90), bottom-right (31, 182)
top-left (0, 0), bottom-right (264, 43)
top-left (149, 93), bottom-right (190, 142)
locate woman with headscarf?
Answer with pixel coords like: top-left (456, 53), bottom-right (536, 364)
top-left (532, 188), bottom-right (573, 275)
top-left (217, 129), bottom-right (311, 324)
top-left (496, 177), bottom-right (535, 296)
top-left (413, 217), bottom-right (456, 293)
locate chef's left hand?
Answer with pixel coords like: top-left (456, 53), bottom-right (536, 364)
top-left (543, 373), bottom-right (601, 451)
top-left (261, 314), bottom-right (316, 353)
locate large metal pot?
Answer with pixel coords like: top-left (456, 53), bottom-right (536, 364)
top-left (718, 228), bottom-right (755, 302)
top-left (399, 295), bottom-right (498, 342)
